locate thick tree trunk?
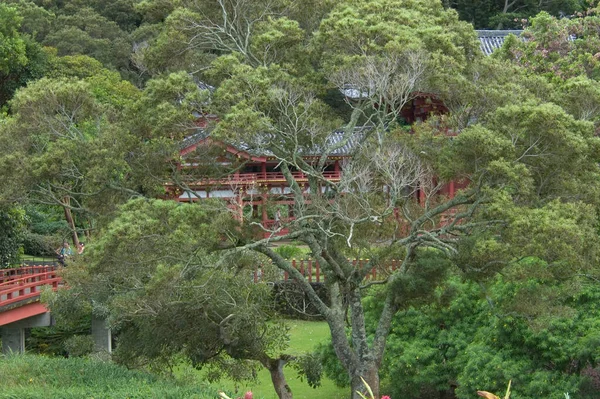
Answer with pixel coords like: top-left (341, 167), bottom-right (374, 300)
top-left (351, 365), bottom-right (380, 399)
top-left (62, 196), bottom-right (79, 247)
top-left (259, 355), bottom-right (293, 399)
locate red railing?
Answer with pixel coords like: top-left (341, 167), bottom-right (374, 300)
top-left (252, 258), bottom-right (402, 283)
top-left (0, 266), bottom-right (62, 308)
top-left (0, 265), bottom-right (57, 284)
top-left (186, 170), bottom-right (342, 187)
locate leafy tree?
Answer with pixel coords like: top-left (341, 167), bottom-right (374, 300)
top-left (190, 2), bottom-right (600, 398)
top-left (497, 11), bottom-right (600, 80)
top-left (50, 199), bottom-right (296, 399)
top-left (0, 3), bottom-right (52, 107)
top-left (42, 7), bottom-right (131, 72)
top-left (4, 0), bottom-right (55, 41)
top-left (0, 74), bottom-right (139, 246)
top-left (0, 4), bottom-right (27, 75)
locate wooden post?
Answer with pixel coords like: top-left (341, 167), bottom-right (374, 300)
top-left (315, 260), bottom-right (320, 282)
top-left (449, 180), bottom-right (455, 199)
top-left (308, 259), bottom-right (313, 283)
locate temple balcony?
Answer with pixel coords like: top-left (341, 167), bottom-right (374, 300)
top-left (181, 170), bottom-right (342, 188)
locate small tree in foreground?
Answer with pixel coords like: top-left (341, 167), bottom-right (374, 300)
top-left (50, 199), bottom-right (298, 399)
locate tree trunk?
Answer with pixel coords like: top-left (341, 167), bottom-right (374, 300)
top-left (351, 365), bottom-right (380, 399)
top-left (262, 356), bottom-right (293, 399)
top-left (62, 196), bottom-right (80, 247)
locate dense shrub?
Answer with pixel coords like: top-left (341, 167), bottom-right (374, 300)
top-left (379, 277), bottom-right (600, 399)
top-left (63, 335), bottom-right (95, 357)
top-left (22, 232), bottom-right (59, 257)
top-left (318, 275), bottom-right (600, 399)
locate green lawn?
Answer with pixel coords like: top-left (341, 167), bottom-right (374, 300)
top-left (205, 320), bottom-right (347, 399)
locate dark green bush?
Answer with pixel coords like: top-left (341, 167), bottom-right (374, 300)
top-left (22, 232), bottom-right (58, 257)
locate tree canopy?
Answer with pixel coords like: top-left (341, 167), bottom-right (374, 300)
top-left (2, 1), bottom-right (600, 399)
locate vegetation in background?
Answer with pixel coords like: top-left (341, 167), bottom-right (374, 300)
top-left (0, 205), bottom-right (26, 267)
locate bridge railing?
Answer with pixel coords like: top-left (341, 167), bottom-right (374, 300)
top-left (0, 269), bottom-right (62, 308)
top-left (251, 259), bottom-right (402, 283)
top-left (0, 265), bottom-right (57, 284)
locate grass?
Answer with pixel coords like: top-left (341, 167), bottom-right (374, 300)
top-left (0, 354), bottom-right (214, 399)
top-left (205, 320), bottom-right (347, 399)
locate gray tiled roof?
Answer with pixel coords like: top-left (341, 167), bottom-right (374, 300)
top-left (181, 128), bottom-right (366, 157)
top-left (477, 30), bottom-right (523, 56)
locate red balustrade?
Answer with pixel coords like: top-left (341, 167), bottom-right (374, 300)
top-left (252, 259), bottom-right (401, 283)
top-left (186, 170), bottom-right (342, 187)
top-left (0, 265), bottom-right (57, 284)
top-left (0, 266), bottom-right (62, 309)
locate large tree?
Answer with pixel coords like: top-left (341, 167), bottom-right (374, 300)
top-left (169, 2), bottom-right (600, 398)
top-left (0, 71), bottom-right (139, 246)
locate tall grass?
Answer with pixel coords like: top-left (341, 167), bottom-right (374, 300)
top-left (0, 354), bottom-right (213, 399)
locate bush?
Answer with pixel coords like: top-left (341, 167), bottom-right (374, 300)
top-left (0, 206), bottom-right (26, 267)
top-left (64, 335), bottom-right (95, 357)
top-left (22, 232), bottom-right (58, 257)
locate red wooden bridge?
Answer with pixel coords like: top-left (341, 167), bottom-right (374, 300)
top-left (0, 259), bottom-right (400, 354)
top-left (0, 265), bottom-right (63, 354)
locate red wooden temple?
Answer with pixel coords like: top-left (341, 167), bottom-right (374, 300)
top-left (166, 93), bottom-right (464, 232)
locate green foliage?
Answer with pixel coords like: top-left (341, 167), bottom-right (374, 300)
top-left (274, 245), bottom-right (308, 260)
top-left (63, 334), bottom-right (95, 357)
top-left (0, 4), bottom-right (27, 74)
top-left (0, 354), bottom-right (213, 398)
top-left (21, 232), bottom-right (58, 256)
top-left (293, 352), bottom-right (323, 388)
top-left (447, 0), bottom-right (582, 29)
top-left (374, 276), bottom-right (600, 399)
top-left (497, 11), bottom-right (600, 82)
top-left (0, 4), bottom-right (51, 107)
top-left (317, 340), bottom-right (351, 388)
top-left (51, 198), bottom-right (289, 383)
top-left (43, 7), bottom-right (131, 71)
top-left (0, 205), bottom-right (26, 267)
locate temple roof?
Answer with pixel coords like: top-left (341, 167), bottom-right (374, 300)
top-left (477, 30), bottom-right (523, 56)
top-left (181, 128), bottom-right (366, 158)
